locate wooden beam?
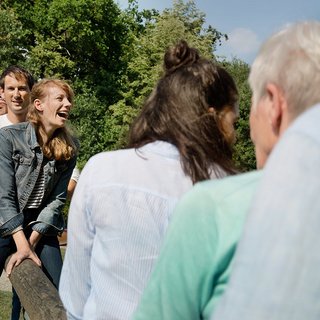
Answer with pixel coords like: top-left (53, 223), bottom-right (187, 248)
top-left (5, 257), bottom-right (67, 320)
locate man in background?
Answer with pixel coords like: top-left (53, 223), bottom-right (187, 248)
top-left (0, 65), bottom-right (35, 127)
top-left (0, 65), bottom-right (35, 320)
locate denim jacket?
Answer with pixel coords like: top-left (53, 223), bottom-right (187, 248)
top-left (0, 122), bottom-right (77, 237)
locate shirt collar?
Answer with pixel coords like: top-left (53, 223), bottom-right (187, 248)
top-left (26, 122), bottom-right (40, 150)
top-left (138, 141), bottom-right (180, 160)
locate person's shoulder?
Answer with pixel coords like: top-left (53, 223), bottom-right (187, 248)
top-left (13, 121), bottom-right (29, 129)
top-left (286, 103), bottom-right (320, 142)
top-left (175, 170), bottom-right (262, 218)
top-left (195, 170), bottom-right (262, 200)
top-left (0, 121), bottom-right (28, 137)
top-left (2, 121), bottom-right (29, 130)
top-left (265, 104), bottom-right (320, 169)
top-left (171, 171), bottom-right (262, 237)
top-left (0, 114), bottom-right (11, 128)
top-left (81, 148), bottom-right (134, 174)
top-left (89, 148), bottom-right (134, 162)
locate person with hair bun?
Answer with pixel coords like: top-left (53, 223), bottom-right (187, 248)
top-left (0, 78), bottom-right (78, 315)
top-left (59, 40), bottom-right (239, 320)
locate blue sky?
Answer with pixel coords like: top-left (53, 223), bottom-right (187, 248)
top-left (117, 0), bottom-right (320, 64)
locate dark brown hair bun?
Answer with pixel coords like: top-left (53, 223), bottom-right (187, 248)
top-left (164, 40), bottom-right (199, 75)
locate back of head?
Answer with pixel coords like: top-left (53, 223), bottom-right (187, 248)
top-left (249, 21), bottom-right (320, 119)
top-left (129, 40), bottom-right (238, 183)
top-left (0, 65), bottom-right (35, 91)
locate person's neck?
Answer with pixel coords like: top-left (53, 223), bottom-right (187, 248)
top-left (7, 111), bottom-right (27, 124)
top-left (39, 125), bottom-right (54, 145)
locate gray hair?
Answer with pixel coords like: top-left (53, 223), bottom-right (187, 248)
top-left (249, 21), bottom-right (320, 119)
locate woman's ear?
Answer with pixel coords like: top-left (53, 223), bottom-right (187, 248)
top-left (208, 106), bottom-right (216, 114)
top-left (34, 99), bottom-right (43, 112)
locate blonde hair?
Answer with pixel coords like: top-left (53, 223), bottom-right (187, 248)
top-left (27, 79), bottom-right (78, 161)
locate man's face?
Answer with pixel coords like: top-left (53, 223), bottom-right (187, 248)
top-left (249, 96), bottom-right (277, 169)
top-left (0, 88), bottom-right (7, 115)
top-left (4, 74), bottom-right (31, 117)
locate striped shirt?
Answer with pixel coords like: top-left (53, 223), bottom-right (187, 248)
top-left (25, 160), bottom-right (47, 209)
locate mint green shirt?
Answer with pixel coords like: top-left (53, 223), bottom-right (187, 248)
top-left (132, 170), bottom-right (262, 320)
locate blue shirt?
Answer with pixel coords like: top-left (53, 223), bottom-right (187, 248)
top-left (211, 104), bottom-right (320, 320)
top-left (59, 141), bottom-right (224, 320)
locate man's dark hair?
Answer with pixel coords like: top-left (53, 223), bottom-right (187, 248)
top-left (0, 65), bottom-right (35, 91)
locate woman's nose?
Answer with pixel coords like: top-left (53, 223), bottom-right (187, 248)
top-left (64, 98), bottom-right (72, 109)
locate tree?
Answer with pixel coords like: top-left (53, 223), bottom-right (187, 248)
top-left (30, 0), bottom-right (129, 97)
top-left (0, 0), bottom-right (255, 170)
top-left (0, 7), bottom-right (29, 70)
top-left (222, 58), bottom-right (256, 171)
top-left (107, 0), bottom-right (228, 151)
top-left (126, 0), bottom-right (227, 103)
top-left (1, 0), bottom-right (131, 96)
top-left (0, 0), bottom-right (138, 165)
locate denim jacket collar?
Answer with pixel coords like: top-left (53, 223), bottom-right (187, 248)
top-left (26, 122), bottom-right (40, 150)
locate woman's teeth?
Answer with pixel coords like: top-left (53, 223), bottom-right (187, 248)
top-left (57, 111), bottom-right (68, 119)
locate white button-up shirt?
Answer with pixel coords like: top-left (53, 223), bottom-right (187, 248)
top-left (59, 141), bottom-right (223, 319)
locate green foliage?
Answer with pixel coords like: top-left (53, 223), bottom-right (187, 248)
top-left (222, 59), bottom-right (256, 171)
top-left (70, 87), bottom-right (110, 167)
top-left (0, 0), bottom-right (256, 172)
top-left (0, 290), bottom-right (15, 319)
top-left (112, 0), bottom-right (256, 171)
top-left (0, 0), bottom-right (136, 164)
top-left (104, 101), bottom-right (139, 150)
top-left (1, 0), bottom-right (130, 93)
top-left (27, 33), bottom-right (76, 79)
top-left (31, 0), bottom-right (129, 93)
top-left (112, 0), bottom-right (227, 145)
top-left (0, 7), bottom-right (29, 70)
